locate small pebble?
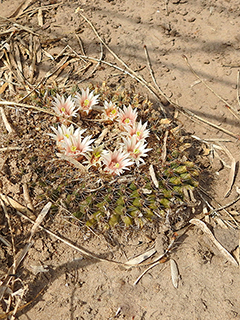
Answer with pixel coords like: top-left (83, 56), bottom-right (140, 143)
top-left (188, 17), bottom-right (196, 22)
top-left (134, 16), bottom-right (141, 24)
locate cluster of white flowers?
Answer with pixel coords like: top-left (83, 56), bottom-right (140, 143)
top-left (49, 88), bottom-right (152, 175)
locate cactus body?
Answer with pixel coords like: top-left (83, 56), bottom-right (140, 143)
top-left (37, 83), bottom-right (204, 232)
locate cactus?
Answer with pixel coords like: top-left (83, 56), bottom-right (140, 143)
top-left (67, 155), bottom-right (200, 231)
top-left (35, 82), bottom-right (203, 232)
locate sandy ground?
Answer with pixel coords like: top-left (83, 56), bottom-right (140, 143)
top-left (1, 0), bottom-right (240, 319)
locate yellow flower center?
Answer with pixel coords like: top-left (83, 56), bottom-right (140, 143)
top-left (95, 153), bottom-right (101, 158)
top-left (134, 148), bottom-right (139, 154)
top-left (124, 118), bottom-right (130, 124)
top-left (65, 134), bottom-right (70, 138)
top-left (61, 107), bottom-right (66, 113)
top-left (111, 109), bottom-right (117, 115)
top-left (71, 146), bottom-right (77, 152)
top-left (83, 99), bottom-right (89, 107)
top-left (115, 162), bottom-right (120, 168)
top-left (136, 131), bottom-right (141, 136)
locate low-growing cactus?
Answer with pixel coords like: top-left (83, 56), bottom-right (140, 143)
top-left (37, 83), bottom-right (203, 232)
top-left (69, 152), bottom-right (199, 231)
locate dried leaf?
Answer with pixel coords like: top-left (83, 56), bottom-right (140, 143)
top-left (95, 128), bottom-right (108, 145)
top-left (30, 202), bottom-right (51, 238)
top-left (160, 118), bottom-right (171, 125)
top-left (0, 193), bottom-right (35, 219)
top-left (224, 158), bottom-right (236, 198)
top-left (161, 130), bottom-right (168, 164)
top-left (14, 43), bottom-right (23, 73)
top-left (34, 37), bottom-right (42, 64)
top-left (190, 218), bottom-right (238, 266)
top-left (0, 82), bottom-right (8, 94)
top-left (170, 258), bottom-right (180, 288)
top-left (42, 49), bottom-right (54, 60)
top-left (0, 234), bottom-right (11, 247)
top-left (38, 8), bottom-right (43, 27)
top-left (125, 248), bottom-right (157, 266)
top-left (149, 165), bottom-right (158, 188)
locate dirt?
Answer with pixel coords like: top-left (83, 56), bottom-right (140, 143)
top-left (0, 0), bottom-right (240, 319)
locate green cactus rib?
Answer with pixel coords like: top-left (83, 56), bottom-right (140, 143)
top-left (68, 158), bottom-right (200, 230)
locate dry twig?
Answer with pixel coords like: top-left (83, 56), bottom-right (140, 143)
top-left (0, 107), bottom-right (13, 133)
top-left (143, 44), bottom-right (165, 99)
top-left (219, 143), bottom-right (237, 197)
top-left (0, 101), bottom-right (56, 116)
top-left (23, 183), bottom-right (34, 211)
top-left (161, 130), bottom-right (169, 164)
top-left (7, 0), bottom-right (34, 19)
top-left (133, 262), bottom-right (165, 286)
top-left (0, 15), bottom-right (38, 35)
